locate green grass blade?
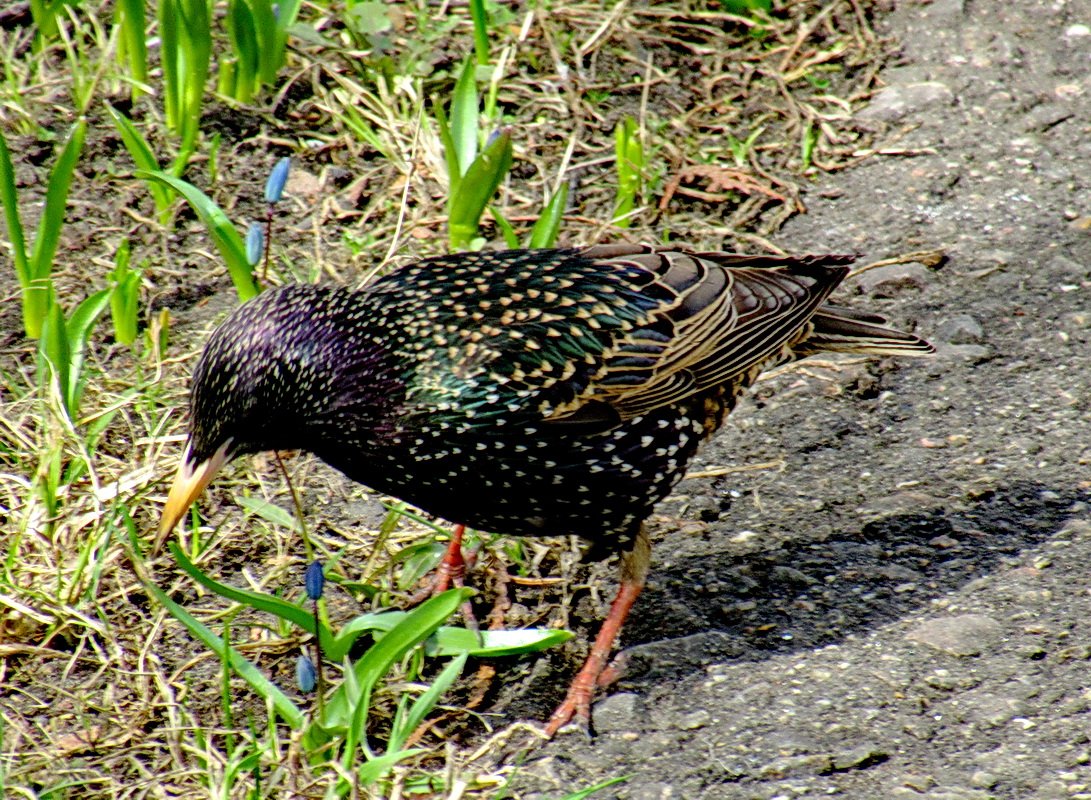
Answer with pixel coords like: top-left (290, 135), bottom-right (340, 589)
top-left (528, 182), bottom-right (569, 248)
top-left (106, 105), bottom-right (172, 219)
top-left (449, 56), bottom-right (478, 179)
top-left (113, 0), bottom-right (147, 99)
top-left (448, 130), bottom-right (512, 250)
top-left (0, 124), bottom-right (28, 285)
top-left (29, 118), bottom-right (86, 282)
top-left (134, 170), bottom-right (257, 300)
top-left (468, 0), bottom-right (490, 66)
top-left (144, 573), bottom-right (306, 728)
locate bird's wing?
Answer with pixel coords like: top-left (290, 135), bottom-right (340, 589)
top-left (370, 245), bottom-right (851, 428)
top-left (541, 246), bottom-right (853, 421)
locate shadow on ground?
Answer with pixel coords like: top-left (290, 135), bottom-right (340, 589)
top-left (502, 480), bottom-right (1084, 721)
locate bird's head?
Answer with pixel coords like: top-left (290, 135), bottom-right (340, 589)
top-left (156, 285), bottom-right (389, 546)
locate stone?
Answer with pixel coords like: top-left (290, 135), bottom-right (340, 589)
top-left (858, 82), bottom-right (955, 122)
top-left (857, 262), bottom-right (933, 296)
top-left (905, 614), bottom-right (1003, 656)
top-left (936, 315), bottom-right (984, 344)
top-left (591, 692), bottom-right (643, 733)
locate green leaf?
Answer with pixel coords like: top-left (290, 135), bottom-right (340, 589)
top-left (144, 571), bottom-right (305, 728)
top-left (613, 116), bottom-right (643, 228)
top-left (490, 205), bottom-right (520, 249)
top-left (64, 289), bottom-right (110, 414)
top-left (433, 104), bottom-right (461, 200)
top-left (134, 170), bottom-right (257, 301)
top-left (529, 182), bottom-right (569, 249)
top-left (449, 57), bottom-right (479, 179)
top-left (329, 609), bottom-right (570, 660)
top-left (356, 748), bottom-right (426, 788)
top-left (38, 303), bottom-right (70, 411)
top-left (428, 625), bottom-right (572, 658)
top-left (448, 130), bottom-right (512, 250)
top-left (227, 0), bottom-right (259, 102)
top-left (469, 0), bottom-right (490, 66)
top-left (388, 652), bottom-right (466, 753)
top-left (0, 126), bottom-right (28, 285)
top-left (346, 1), bottom-right (392, 36)
top-left (113, 0), bottom-right (148, 99)
top-left (108, 241), bottom-right (141, 346)
top-left (237, 495), bottom-right (301, 532)
top-left (169, 542), bottom-right (329, 647)
top-left (106, 105), bottom-right (173, 221)
top-left (23, 119), bottom-right (86, 338)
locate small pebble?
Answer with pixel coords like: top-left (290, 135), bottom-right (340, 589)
top-left (906, 614), bottom-right (1003, 656)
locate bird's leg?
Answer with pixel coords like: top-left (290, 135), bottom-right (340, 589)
top-left (431, 523), bottom-right (467, 595)
top-left (544, 525), bottom-right (650, 737)
top-left (409, 523), bottom-right (480, 633)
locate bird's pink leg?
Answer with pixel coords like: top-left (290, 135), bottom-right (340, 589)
top-left (410, 523), bottom-right (479, 631)
top-left (545, 526), bottom-right (650, 737)
top-left (431, 523), bottom-right (468, 594)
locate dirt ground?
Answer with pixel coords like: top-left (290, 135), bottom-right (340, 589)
top-left (509, 1), bottom-right (1091, 798)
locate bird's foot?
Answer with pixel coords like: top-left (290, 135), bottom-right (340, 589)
top-left (543, 579), bottom-right (644, 738)
top-left (544, 661), bottom-right (599, 737)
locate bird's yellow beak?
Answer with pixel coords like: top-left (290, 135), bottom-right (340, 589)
top-left (156, 439), bottom-right (233, 551)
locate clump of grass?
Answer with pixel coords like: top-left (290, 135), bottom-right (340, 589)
top-left (219, 0), bottom-right (303, 103)
top-left (435, 56), bottom-right (514, 251)
top-left (151, 540), bottom-right (568, 792)
top-left (0, 119), bottom-right (86, 339)
top-left (158, 0), bottom-right (212, 165)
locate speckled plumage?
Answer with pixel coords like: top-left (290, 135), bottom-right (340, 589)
top-left (184, 244), bottom-right (932, 550)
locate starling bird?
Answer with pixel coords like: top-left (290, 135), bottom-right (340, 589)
top-left (158, 243), bottom-right (933, 734)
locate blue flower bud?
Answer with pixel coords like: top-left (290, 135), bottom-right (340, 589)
top-left (245, 222), bottom-right (264, 266)
top-left (265, 157), bottom-right (291, 204)
top-left (304, 559), bottom-right (325, 601)
top-left (296, 654), bottom-right (316, 692)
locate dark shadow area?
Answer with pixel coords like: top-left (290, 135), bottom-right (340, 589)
top-left (499, 480), bottom-right (1085, 720)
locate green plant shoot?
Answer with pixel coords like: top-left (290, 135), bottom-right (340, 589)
top-left (108, 239), bottom-right (141, 346)
top-left (613, 116), bottom-right (644, 228)
top-left (0, 119), bottom-right (87, 339)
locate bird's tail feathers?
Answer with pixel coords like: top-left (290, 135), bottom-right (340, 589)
top-left (799, 306), bottom-right (934, 356)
